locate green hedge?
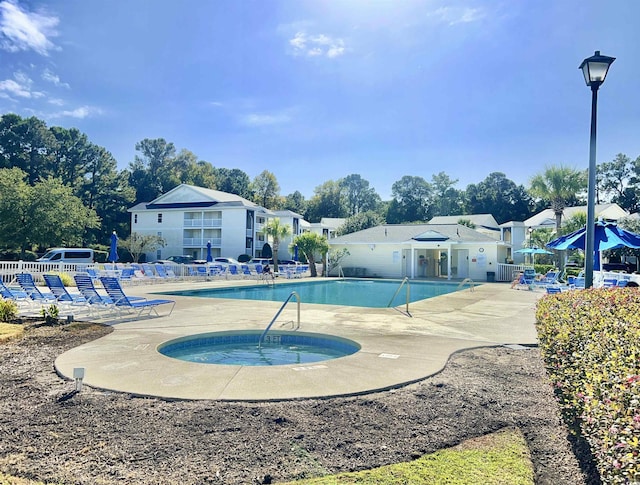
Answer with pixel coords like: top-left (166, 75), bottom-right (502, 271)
top-left (536, 289), bottom-right (640, 484)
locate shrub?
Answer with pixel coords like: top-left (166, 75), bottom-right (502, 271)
top-left (536, 289), bottom-right (640, 483)
top-left (0, 300), bottom-right (18, 322)
top-left (40, 304), bottom-right (60, 326)
top-left (46, 272), bottom-right (75, 287)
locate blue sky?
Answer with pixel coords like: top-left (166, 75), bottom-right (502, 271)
top-left (1, 0), bottom-right (639, 200)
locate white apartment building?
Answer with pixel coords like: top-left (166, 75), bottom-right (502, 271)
top-left (128, 184), bottom-right (275, 262)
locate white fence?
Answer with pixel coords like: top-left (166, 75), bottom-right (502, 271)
top-left (0, 261), bottom-right (96, 284)
top-left (496, 263), bottom-right (533, 282)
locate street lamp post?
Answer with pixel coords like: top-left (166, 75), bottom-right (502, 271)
top-left (579, 51), bottom-right (615, 288)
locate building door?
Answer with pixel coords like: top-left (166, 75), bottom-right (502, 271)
top-left (455, 249), bottom-right (469, 279)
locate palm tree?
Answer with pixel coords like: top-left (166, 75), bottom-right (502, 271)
top-left (292, 232), bottom-right (329, 277)
top-left (263, 218), bottom-right (291, 274)
top-left (529, 166), bottom-right (586, 237)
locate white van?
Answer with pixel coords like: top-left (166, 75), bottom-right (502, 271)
top-left (37, 248), bottom-right (94, 263)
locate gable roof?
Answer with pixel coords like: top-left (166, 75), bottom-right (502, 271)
top-left (428, 214), bottom-right (500, 230)
top-left (128, 184), bottom-right (272, 213)
top-left (329, 224), bottom-right (497, 245)
top-left (524, 203), bottom-right (629, 228)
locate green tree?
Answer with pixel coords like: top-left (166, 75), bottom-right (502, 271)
top-left (0, 168), bottom-right (31, 254)
top-left (291, 232), bottom-right (329, 277)
top-left (562, 212), bottom-right (587, 235)
top-left (597, 153), bottom-right (632, 203)
top-left (263, 218), bottom-right (292, 273)
top-left (213, 167), bottom-right (252, 199)
top-left (387, 175), bottom-right (432, 223)
top-left (77, 143), bottom-right (135, 244)
top-left (327, 247), bottom-right (350, 276)
top-left (120, 232), bottom-right (166, 263)
top-left (305, 180), bottom-right (348, 222)
top-left (457, 218), bottom-right (476, 229)
top-left (431, 172), bottom-right (464, 217)
top-left (250, 170), bottom-right (280, 209)
top-left (529, 166), bottom-right (585, 237)
top-left (336, 211), bottom-right (384, 236)
top-left (30, 177), bottom-right (100, 249)
top-left (282, 190), bottom-right (307, 215)
top-left (465, 172), bottom-right (534, 224)
top-left (340, 174), bottom-right (381, 216)
top-left (128, 138), bottom-right (177, 203)
top-left (0, 114), bottom-right (58, 184)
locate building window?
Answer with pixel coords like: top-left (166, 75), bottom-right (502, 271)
top-left (157, 213), bottom-right (163, 223)
top-left (134, 214), bottom-right (138, 224)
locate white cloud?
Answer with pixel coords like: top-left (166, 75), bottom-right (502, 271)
top-left (289, 31), bottom-right (346, 58)
top-left (47, 97), bottom-right (64, 106)
top-left (0, 71), bottom-right (44, 99)
top-left (0, 0), bottom-right (59, 55)
top-left (432, 7), bottom-right (485, 26)
top-left (50, 105), bottom-right (102, 119)
top-left (239, 112), bottom-right (291, 127)
top-left (42, 68), bottom-right (69, 88)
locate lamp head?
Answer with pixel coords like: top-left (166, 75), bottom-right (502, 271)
top-left (579, 50), bottom-right (615, 88)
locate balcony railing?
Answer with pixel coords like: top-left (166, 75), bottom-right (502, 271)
top-left (183, 238), bottom-right (222, 247)
top-left (183, 219), bottom-right (223, 228)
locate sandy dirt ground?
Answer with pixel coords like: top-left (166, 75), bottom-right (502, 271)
top-left (0, 322), bottom-right (599, 485)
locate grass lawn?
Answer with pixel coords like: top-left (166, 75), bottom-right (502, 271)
top-left (286, 427), bottom-right (534, 485)
top-left (0, 322), bottom-right (23, 343)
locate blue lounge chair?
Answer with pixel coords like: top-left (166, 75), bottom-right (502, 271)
top-left (227, 264), bottom-right (240, 278)
top-left (240, 264), bottom-right (252, 278)
top-left (0, 279), bottom-right (30, 304)
top-left (15, 273), bottom-right (57, 304)
top-left (74, 274), bottom-right (113, 306)
top-left (43, 274), bottom-right (87, 307)
top-left (100, 276), bottom-right (175, 317)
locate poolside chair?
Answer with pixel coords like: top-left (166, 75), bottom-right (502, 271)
top-left (43, 274), bottom-right (87, 308)
top-left (0, 279), bottom-right (30, 305)
top-left (254, 264), bottom-right (263, 280)
top-left (141, 263), bottom-right (159, 281)
top-left (545, 286), bottom-right (562, 294)
top-left (100, 276), bottom-right (175, 317)
top-left (208, 264), bottom-right (226, 278)
top-left (227, 264), bottom-right (240, 278)
top-left (240, 264), bottom-right (253, 278)
top-left (15, 273), bottom-right (57, 305)
top-left (154, 263), bottom-right (171, 281)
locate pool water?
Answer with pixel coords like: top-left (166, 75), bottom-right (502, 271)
top-left (158, 330), bottom-right (360, 366)
top-left (162, 278), bottom-right (461, 308)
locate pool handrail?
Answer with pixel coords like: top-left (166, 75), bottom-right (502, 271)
top-left (258, 291), bottom-right (301, 348)
top-left (457, 278), bottom-right (475, 292)
top-left (387, 277), bottom-right (411, 315)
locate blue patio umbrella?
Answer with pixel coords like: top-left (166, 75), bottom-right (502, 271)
top-left (109, 231), bottom-right (119, 263)
top-left (514, 247), bottom-right (553, 264)
top-left (206, 241), bottom-right (212, 262)
top-left (547, 221), bottom-right (640, 268)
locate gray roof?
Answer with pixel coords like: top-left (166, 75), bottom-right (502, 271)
top-left (428, 214), bottom-right (499, 230)
top-left (330, 224), bottom-right (497, 245)
top-left (524, 203), bottom-right (629, 227)
top-left (128, 184), bottom-right (273, 214)
top-left (273, 210), bottom-right (305, 219)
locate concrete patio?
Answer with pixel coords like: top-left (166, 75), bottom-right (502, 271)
top-left (55, 278), bottom-right (542, 401)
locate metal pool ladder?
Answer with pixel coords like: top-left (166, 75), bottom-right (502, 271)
top-left (457, 278), bottom-right (475, 291)
top-left (258, 291), bottom-right (301, 348)
top-left (387, 277), bottom-right (411, 316)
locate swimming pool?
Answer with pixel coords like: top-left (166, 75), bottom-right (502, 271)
top-left (158, 330), bottom-right (360, 366)
top-left (161, 278), bottom-right (462, 307)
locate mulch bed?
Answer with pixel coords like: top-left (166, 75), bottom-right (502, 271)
top-left (0, 321), bottom-right (600, 484)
